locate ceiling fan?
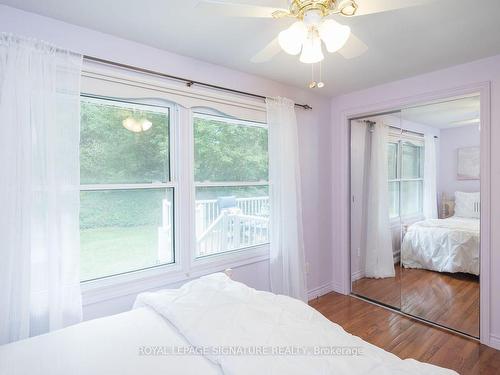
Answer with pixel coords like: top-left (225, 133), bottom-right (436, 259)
top-left (196, 0), bottom-right (433, 87)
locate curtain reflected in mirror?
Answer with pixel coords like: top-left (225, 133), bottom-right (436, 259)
top-left (350, 113), bottom-right (401, 309)
top-left (350, 95), bottom-right (480, 338)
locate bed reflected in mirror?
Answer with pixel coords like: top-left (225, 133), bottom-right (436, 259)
top-left (400, 96), bottom-right (480, 337)
top-left (350, 94), bottom-right (480, 338)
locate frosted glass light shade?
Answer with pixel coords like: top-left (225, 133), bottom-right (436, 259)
top-left (141, 119), bottom-right (153, 131)
top-left (122, 118), bottom-right (153, 133)
top-left (299, 32), bottom-right (324, 64)
top-left (278, 21), bottom-right (307, 55)
top-left (318, 19), bottom-right (351, 53)
top-left (122, 117), bottom-right (141, 133)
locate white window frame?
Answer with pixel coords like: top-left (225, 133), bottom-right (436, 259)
top-left (79, 63), bottom-right (269, 303)
top-left (388, 132), bottom-right (424, 223)
top-left (79, 96), bottom-right (184, 288)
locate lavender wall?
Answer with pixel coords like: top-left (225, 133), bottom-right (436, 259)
top-left (0, 5), bottom-right (333, 318)
top-left (438, 125), bottom-right (480, 198)
top-left (331, 54), bottom-right (500, 349)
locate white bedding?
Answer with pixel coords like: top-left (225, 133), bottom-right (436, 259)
top-left (0, 299), bottom-right (222, 375)
top-left (136, 273), bottom-right (456, 375)
top-left (401, 217), bottom-right (479, 275)
top-left (0, 273), bottom-right (457, 375)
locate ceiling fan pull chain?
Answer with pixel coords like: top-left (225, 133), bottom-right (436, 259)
top-left (318, 61), bottom-right (325, 88)
top-left (309, 63), bottom-right (317, 88)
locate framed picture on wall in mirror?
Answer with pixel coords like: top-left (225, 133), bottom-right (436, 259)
top-left (457, 146), bottom-right (480, 180)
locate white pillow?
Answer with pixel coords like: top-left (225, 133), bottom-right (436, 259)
top-left (454, 191), bottom-right (480, 219)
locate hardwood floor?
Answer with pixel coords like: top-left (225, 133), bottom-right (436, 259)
top-left (310, 292), bottom-right (500, 375)
top-left (352, 265), bottom-right (402, 308)
top-left (401, 268), bottom-right (479, 337)
top-left (352, 266), bottom-right (479, 337)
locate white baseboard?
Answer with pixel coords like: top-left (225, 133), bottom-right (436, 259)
top-left (351, 270), bottom-right (364, 282)
top-left (489, 334), bottom-right (500, 350)
top-left (330, 280), bottom-right (345, 294)
top-left (393, 248), bottom-right (401, 264)
top-left (307, 282), bottom-right (334, 301)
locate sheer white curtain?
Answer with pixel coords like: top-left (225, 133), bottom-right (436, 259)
top-left (0, 34), bottom-right (83, 344)
top-left (423, 134), bottom-right (438, 219)
top-left (364, 122), bottom-right (395, 278)
top-left (266, 97), bottom-right (307, 301)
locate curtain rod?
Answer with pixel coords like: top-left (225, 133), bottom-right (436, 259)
top-left (359, 120), bottom-right (438, 139)
top-left (83, 55), bottom-right (312, 110)
top-left (389, 125), bottom-right (438, 139)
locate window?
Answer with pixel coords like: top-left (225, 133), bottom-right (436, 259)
top-left (400, 141), bottom-right (424, 216)
top-left (193, 113), bottom-right (269, 258)
top-left (79, 68), bottom-right (270, 288)
top-left (388, 136), bottom-right (424, 219)
top-left (80, 97), bottom-right (174, 281)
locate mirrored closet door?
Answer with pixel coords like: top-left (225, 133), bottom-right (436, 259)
top-left (350, 112), bottom-right (403, 310)
top-left (350, 95), bottom-right (481, 338)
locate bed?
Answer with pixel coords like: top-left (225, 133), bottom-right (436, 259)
top-left (0, 299), bottom-right (222, 375)
top-left (401, 192), bottom-right (480, 275)
top-left (0, 273), bottom-right (456, 375)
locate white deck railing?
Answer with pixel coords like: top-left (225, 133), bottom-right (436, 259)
top-left (159, 197), bottom-right (270, 260)
top-left (196, 211), bottom-right (269, 257)
top-left (196, 196), bottom-right (269, 235)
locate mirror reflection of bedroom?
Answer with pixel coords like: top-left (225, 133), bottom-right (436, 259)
top-left (350, 95), bottom-right (480, 338)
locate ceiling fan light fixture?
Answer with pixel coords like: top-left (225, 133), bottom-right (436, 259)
top-left (141, 119), bottom-right (153, 131)
top-left (318, 19), bottom-right (351, 53)
top-left (302, 9), bottom-right (323, 27)
top-left (122, 117), bottom-right (141, 133)
top-left (122, 117), bottom-right (153, 133)
top-left (299, 31), bottom-right (324, 64)
top-left (278, 21), bottom-right (307, 55)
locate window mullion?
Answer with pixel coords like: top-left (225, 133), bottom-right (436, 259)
top-left (176, 106), bottom-right (195, 275)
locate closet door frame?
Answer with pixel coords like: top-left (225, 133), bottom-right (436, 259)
top-left (342, 82), bottom-right (491, 345)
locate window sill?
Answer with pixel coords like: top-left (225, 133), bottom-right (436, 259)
top-left (390, 213), bottom-right (425, 226)
top-left (401, 214), bottom-right (425, 224)
top-left (191, 243), bottom-right (270, 272)
top-left (81, 244), bottom-right (270, 306)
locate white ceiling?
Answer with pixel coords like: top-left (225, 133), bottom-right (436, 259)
top-left (3, 0), bottom-right (500, 96)
top-left (402, 96), bottom-right (480, 129)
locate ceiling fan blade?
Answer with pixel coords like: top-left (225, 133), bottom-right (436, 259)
top-left (195, 0), bottom-right (285, 18)
top-left (338, 33), bottom-right (368, 59)
top-left (351, 0), bottom-right (435, 16)
top-left (251, 37), bottom-right (281, 63)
